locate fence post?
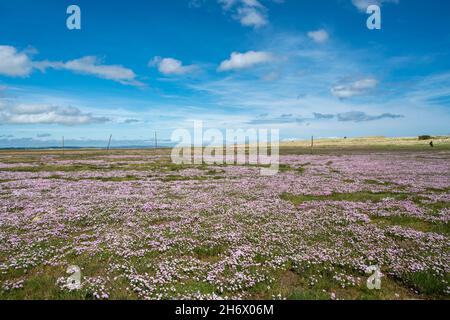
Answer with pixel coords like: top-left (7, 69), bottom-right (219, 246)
top-left (107, 134), bottom-right (112, 151)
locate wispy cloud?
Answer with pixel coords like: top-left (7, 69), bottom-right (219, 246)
top-left (313, 113), bottom-right (335, 120)
top-left (36, 56), bottom-right (143, 86)
top-left (331, 78), bottom-right (378, 99)
top-left (1, 45), bottom-right (142, 86)
top-left (247, 113), bottom-right (307, 125)
top-left (247, 111), bottom-right (404, 125)
top-left (336, 111), bottom-right (403, 122)
top-left (0, 103), bottom-right (110, 125)
top-left (218, 0), bottom-right (269, 28)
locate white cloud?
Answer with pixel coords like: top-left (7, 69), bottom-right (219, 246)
top-left (351, 0), bottom-right (399, 12)
top-left (218, 0), bottom-right (237, 10)
top-left (236, 6), bottom-right (267, 28)
top-left (149, 57), bottom-right (197, 75)
top-left (0, 46), bottom-right (33, 77)
top-left (331, 78), bottom-right (378, 98)
top-left (0, 45), bottom-right (142, 86)
top-left (218, 51), bottom-right (273, 71)
top-left (37, 56), bottom-right (142, 86)
top-left (218, 0), bottom-right (268, 28)
top-left (64, 57), bottom-right (140, 85)
top-left (194, 1), bottom-right (286, 28)
top-left (0, 103), bottom-right (109, 125)
top-left (242, 0), bottom-right (264, 7)
top-left (188, 0), bottom-right (206, 8)
top-left (307, 29), bottom-right (329, 44)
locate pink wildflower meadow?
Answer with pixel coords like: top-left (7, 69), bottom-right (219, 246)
top-left (0, 151), bottom-right (449, 299)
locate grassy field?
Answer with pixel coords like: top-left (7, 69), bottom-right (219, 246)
top-left (0, 137), bottom-right (449, 300)
top-left (279, 136), bottom-right (450, 154)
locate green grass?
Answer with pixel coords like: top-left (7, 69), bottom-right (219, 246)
top-left (371, 215), bottom-right (450, 234)
top-left (424, 201), bottom-right (450, 214)
top-left (364, 179), bottom-right (395, 186)
top-left (0, 161), bottom-right (192, 173)
top-left (192, 245), bottom-right (227, 262)
top-left (162, 175), bottom-right (224, 182)
top-left (281, 191), bottom-right (409, 205)
top-left (402, 270), bottom-right (449, 296)
top-left (173, 280), bottom-right (218, 296)
top-left (0, 252), bottom-right (114, 300)
top-left (250, 264), bottom-right (420, 300)
top-left (278, 164), bottom-right (305, 174)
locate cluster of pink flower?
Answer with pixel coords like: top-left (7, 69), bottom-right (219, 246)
top-left (0, 151), bottom-right (448, 299)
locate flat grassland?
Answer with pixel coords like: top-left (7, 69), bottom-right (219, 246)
top-left (0, 137), bottom-right (449, 300)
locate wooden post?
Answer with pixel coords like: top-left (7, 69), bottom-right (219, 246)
top-left (106, 134), bottom-right (112, 151)
top-left (311, 136), bottom-right (314, 154)
top-left (62, 136), bottom-right (65, 156)
top-left (155, 131), bottom-right (158, 149)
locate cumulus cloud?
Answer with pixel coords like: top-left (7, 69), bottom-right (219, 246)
top-left (0, 46), bottom-right (33, 77)
top-left (218, 51), bottom-right (272, 71)
top-left (0, 45), bottom-right (142, 86)
top-left (336, 111), bottom-right (403, 122)
top-left (351, 0), bottom-right (399, 12)
top-left (149, 57), bottom-right (197, 75)
top-left (331, 78), bottom-right (378, 99)
top-left (307, 29), bottom-right (329, 43)
top-left (0, 104), bottom-right (110, 125)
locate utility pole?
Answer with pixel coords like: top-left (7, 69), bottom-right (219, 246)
top-left (154, 131), bottom-right (158, 149)
top-left (311, 136), bottom-right (314, 154)
top-left (62, 136), bottom-right (65, 156)
top-left (107, 134), bottom-right (112, 152)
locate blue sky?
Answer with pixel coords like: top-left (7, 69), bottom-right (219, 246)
top-left (1, 0), bottom-right (450, 147)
